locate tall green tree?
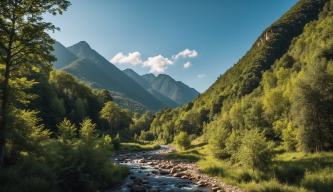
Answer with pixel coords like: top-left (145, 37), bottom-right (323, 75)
top-left (0, 0), bottom-right (70, 166)
top-left (291, 62), bottom-right (333, 152)
top-left (100, 101), bottom-right (132, 137)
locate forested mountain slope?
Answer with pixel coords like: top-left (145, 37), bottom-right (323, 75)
top-left (145, 0), bottom-right (331, 147)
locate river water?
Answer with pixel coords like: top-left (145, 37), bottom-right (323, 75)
top-left (114, 146), bottom-right (212, 192)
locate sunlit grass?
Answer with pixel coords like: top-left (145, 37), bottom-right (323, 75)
top-left (164, 140), bottom-right (333, 192)
top-left (119, 142), bottom-right (160, 152)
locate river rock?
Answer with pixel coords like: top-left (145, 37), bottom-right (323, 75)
top-left (159, 169), bottom-right (169, 175)
top-left (197, 180), bottom-right (207, 186)
top-left (138, 159), bottom-right (145, 163)
top-left (130, 184), bottom-right (145, 192)
top-left (170, 167), bottom-right (177, 174)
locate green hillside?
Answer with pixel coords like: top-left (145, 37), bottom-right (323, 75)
top-left (145, 0), bottom-right (329, 143)
top-left (140, 0), bottom-right (333, 191)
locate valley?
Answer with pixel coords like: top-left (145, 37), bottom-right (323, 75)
top-left (1, 0), bottom-right (333, 192)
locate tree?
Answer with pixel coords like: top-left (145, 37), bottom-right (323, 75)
top-left (100, 101), bottom-right (132, 137)
top-left (174, 131), bottom-right (191, 151)
top-left (291, 62), bottom-right (333, 152)
top-left (57, 118), bottom-right (77, 142)
top-left (0, 0), bottom-right (70, 166)
top-left (207, 125), bottom-right (230, 159)
top-left (237, 129), bottom-right (273, 172)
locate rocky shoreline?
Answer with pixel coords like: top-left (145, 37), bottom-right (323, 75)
top-left (113, 146), bottom-right (245, 192)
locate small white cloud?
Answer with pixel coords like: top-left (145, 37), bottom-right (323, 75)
top-left (197, 74), bottom-right (206, 78)
top-left (174, 49), bottom-right (198, 60)
top-left (143, 55), bottom-right (174, 74)
top-left (183, 61), bottom-right (192, 69)
top-left (110, 51), bottom-right (142, 65)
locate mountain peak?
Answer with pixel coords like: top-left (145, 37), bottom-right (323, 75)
top-left (123, 68), bottom-right (137, 74)
top-left (75, 41), bottom-right (91, 49)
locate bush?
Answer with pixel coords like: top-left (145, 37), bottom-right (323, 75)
top-left (225, 130), bottom-right (243, 163)
top-left (301, 168), bottom-right (333, 192)
top-left (274, 165), bottom-right (305, 184)
top-left (138, 130), bottom-right (155, 141)
top-left (208, 126), bottom-right (229, 159)
top-left (282, 123), bottom-right (298, 152)
top-left (53, 118), bottom-right (129, 191)
top-left (245, 179), bottom-right (307, 192)
top-left (174, 132), bottom-right (191, 150)
top-left (237, 129), bottom-right (274, 172)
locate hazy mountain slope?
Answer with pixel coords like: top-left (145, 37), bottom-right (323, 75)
top-left (123, 69), bottom-right (179, 108)
top-left (52, 41), bottom-right (77, 69)
top-left (142, 73), bottom-right (156, 84)
top-left (150, 74), bottom-right (199, 105)
top-left (124, 69), bottom-right (199, 105)
top-left (59, 41), bottom-right (165, 111)
top-left (123, 68), bottom-right (150, 89)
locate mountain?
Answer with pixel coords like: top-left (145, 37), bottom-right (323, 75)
top-left (123, 69), bottom-right (199, 105)
top-left (146, 0), bottom-right (330, 144)
top-left (149, 74), bottom-right (199, 105)
top-left (183, 0), bottom-right (328, 115)
top-left (52, 41), bottom-right (166, 111)
top-left (52, 41), bottom-right (77, 69)
top-left (123, 68), bottom-right (150, 89)
top-left (123, 69), bottom-right (179, 108)
top-left (142, 73), bottom-right (156, 84)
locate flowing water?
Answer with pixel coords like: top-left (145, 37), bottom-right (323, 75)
top-left (114, 146), bottom-right (212, 192)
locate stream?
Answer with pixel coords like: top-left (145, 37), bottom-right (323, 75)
top-left (114, 146), bottom-right (212, 192)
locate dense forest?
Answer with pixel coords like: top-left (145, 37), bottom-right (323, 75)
top-left (1, 0), bottom-right (333, 191)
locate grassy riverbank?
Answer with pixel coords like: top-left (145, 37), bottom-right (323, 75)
top-left (119, 142), bottom-right (161, 152)
top-left (165, 141), bottom-right (333, 192)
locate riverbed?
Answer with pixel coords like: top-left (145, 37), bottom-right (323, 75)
top-left (114, 146), bottom-right (213, 192)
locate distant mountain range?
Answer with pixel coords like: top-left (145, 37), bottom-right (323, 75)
top-left (123, 69), bottom-right (199, 105)
top-left (52, 41), bottom-right (199, 111)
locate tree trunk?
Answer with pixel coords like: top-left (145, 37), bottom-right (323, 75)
top-left (0, 68), bottom-right (10, 167)
top-left (0, 55), bottom-right (11, 167)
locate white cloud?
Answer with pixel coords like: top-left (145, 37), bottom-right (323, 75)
top-left (174, 49), bottom-right (198, 60)
top-left (110, 51), bottom-right (142, 65)
top-left (143, 55), bottom-right (174, 74)
top-left (183, 61), bottom-right (192, 69)
top-left (197, 74), bottom-right (206, 78)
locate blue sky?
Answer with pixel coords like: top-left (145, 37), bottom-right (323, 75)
top-left (45, 0), bottom-right (297, 92)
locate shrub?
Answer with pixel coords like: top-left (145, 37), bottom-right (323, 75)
top-left (208, 126), bottom-right (229, 159)
top-left (138, 130), bottom-right (155, 141)
top-left (274, 165), bottom-right (305, 184)
top-left (225, 130), bottom-right (243, 163)
top-left (282, 123), bottom-right (298, 152)
top-left (237, 129), bottom-right (274, 172)
top-left (245, 179), bottom-right (307, 192)
top-left (53, 118), bottom-right (128, 191)
top-left (301, 168), bottom-right (333, 192)
top-left (174, 131), bottom-right (191, 150)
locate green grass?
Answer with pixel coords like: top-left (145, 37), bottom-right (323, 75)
top-left (119, 142), bottom-right (160, 152)
top-left (165, 141), bottom-right (333, 192)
